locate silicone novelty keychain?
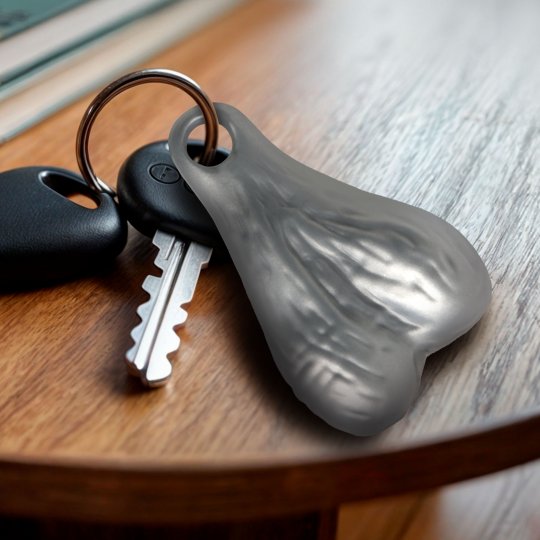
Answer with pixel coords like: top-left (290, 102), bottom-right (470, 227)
top-left (168, 106), bottom-right (492, 437)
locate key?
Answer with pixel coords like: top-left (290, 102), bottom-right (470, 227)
top-left (127, 231), bottom-right (211, 385)
top-left (0, 166), bottom-right (126, 289)
top-left (117, 140), bottom-right (228, 386)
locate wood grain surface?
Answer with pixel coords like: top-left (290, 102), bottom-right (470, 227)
top-left (0, 0), bottom-right (539, 524)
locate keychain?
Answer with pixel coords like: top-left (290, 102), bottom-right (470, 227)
top-left (0, 168), bottom-right (126, 287)
top-left (76, 69), bottom-right (492, 436)
top-left (166, 104), bottom-right (492, 436)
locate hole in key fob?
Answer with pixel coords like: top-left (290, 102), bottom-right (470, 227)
top-left (0, 166), bottom-right (127, 289)
top-left (117, 140), bottom-right (227, 249)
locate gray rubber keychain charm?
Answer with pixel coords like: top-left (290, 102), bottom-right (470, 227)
top-left (169, 103), bottom-right (492, 436)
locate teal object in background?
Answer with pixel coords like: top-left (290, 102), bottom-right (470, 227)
top-left (0, 0), bottom-right (87, 40)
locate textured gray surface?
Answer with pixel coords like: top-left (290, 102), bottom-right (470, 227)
top-left (169, 103), bottom-right (491, 435)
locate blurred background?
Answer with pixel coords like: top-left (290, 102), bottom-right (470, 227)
top-left (0, 0), bottom-right (244, 142)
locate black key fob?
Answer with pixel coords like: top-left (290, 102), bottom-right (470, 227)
top-left (0, 167), bottom-right (127, 289)
top-left (117, 140), bottom-right (227, 249)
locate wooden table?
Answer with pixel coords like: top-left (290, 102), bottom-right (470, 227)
top-left (1, 0), bottom-right (539, 538)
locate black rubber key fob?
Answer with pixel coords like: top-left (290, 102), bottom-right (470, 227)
top-left (0, 167), bottom-right (127, 288)
top-left (117, 140), bottom-right (227, 248)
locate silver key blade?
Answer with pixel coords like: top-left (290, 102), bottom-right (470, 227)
top-left (126, 230), bottom-right (212, 387)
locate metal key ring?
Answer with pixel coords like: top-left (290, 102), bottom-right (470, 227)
top-left (76, 68), bottom-right (219, 197)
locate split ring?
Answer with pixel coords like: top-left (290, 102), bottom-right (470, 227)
top-left (76, 68), bottom-right (219, 197)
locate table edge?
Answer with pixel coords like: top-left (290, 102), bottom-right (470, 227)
top-left (1, 408), bottom-right (539, 523)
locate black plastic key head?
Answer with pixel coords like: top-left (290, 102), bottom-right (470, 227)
top-left (117, 140), bottom-right (227, 247)
top-left (0, 167), bottom-right (127, 288)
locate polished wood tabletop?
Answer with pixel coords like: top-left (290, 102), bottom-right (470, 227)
top-left (0, 0), bottom-right (539, 530)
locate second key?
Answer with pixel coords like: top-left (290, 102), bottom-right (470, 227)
top-left (117, 140), bottom-right (228, 387)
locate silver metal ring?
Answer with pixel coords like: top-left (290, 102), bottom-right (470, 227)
top-left (76, 68), bottom-right (219, 197)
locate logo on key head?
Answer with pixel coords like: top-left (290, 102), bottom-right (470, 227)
top-left (149, 164), bottom-right (180, 184)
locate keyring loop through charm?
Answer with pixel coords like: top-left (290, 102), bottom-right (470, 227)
top-left (76, 68), bottom-right (220, 197)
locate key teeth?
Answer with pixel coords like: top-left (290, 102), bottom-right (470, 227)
top-left (126, 344), bottom-right (135, 364)
top-left (140, 327), bottom-right (181, 385)
top-left (126, 296), bottom-right (184, 384)
top-left (126, 316), bottom-right (149, 370)
top-left (161, 330), bottom-right (181, 358)
top-left (125, 350), bottom-right (140, 376)
top-left (136, 300), bottom-right (152, 320)
top-left (142, 275), bottom-right (161, 294)
top-left (126, 237), bottom-right (212, 388)
top-left (152, 230), bottom-right (177, 271)
top-left (200, 251), bottom-right (212, 268)
top-left (164, 306), bottom-right (188, 330)
top-left (154, 255), bottom-right (168, 272)
top-left (154, 328), bottom-right (181, 363)
top-left (125, 339), bottom-right (146, 378)
top-left (152, 229), bottom-right (174, 250)
top-left (129, 321), bottom-right (144, 346)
